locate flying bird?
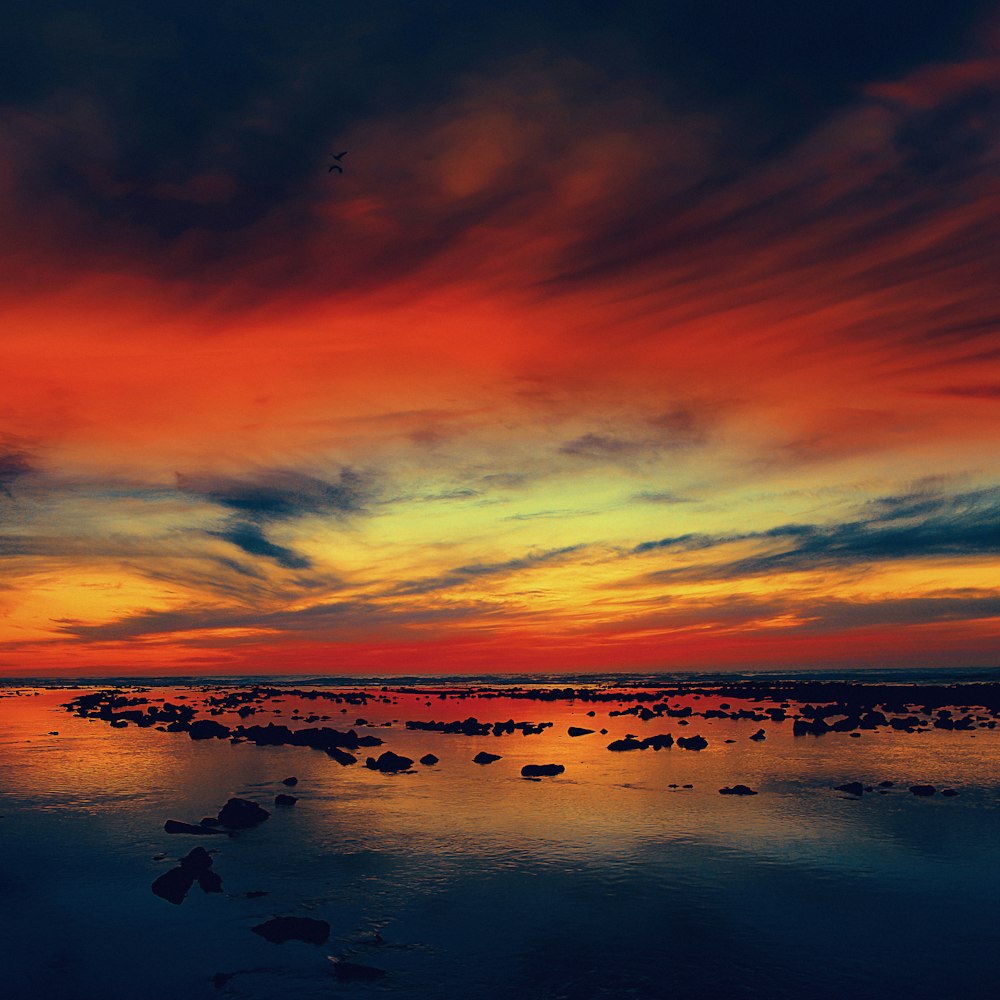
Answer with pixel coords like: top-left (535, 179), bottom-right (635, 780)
top-left (328, 151), bottom-right (348, 173)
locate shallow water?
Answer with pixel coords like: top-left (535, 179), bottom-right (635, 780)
top-left (1, 683), bottom-right (999, 1000)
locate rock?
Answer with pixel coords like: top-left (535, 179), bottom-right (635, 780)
top-left (909, 784), bottom-right (936, 796)
top-left (749, 729), bottom-right (766, 741)
top-left (188, 720), bottom-right (231, 740)
top-left (217, 797), bottom-right (270, 829)
top-left (327, 747), bottom-right (357, 766)
top-left (252, 916), bottom-right (330, 945)
top-left (164, 819), bottom-right (225, 835)
top-left (197, 870), bottom-right (223, 893)
top-left (568, 727), bottom-right (594, 737)
top-left (877, 780), bottom-right (894, 787)
top-left (834, 782), bottom-right (865, 795)
top-left (282, 776), bottom-right (298, 786)
top-left (180, 847), bottom-right (214, 872)
top-left (941, 788), bottom-right (959, 797)
top-left (606, 737), bottom-right (644, 751)
top-left (521, 764), bottom-right (565, 777)
top-left (676, 735), bottom-right (708, 751)
top-left (419, 753), bottom-right (439, 766)
top-left (365, 751), bottom-right (414, 773)
top-left (328, 958), bottom-right (387, 982)
top-left (212, 972), bottom-right (234, 990)
top-left (152, 865), bottom-right (196, 904)
top-left (719, 785), bottom-right (757, 796)
top-left (274, 793), bottom-right (297, 806)
top-left (473, 751), bottom-right (501, 765)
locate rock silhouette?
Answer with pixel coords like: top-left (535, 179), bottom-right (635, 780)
top-left (218, 798), bottom-right (270, 829)
top-left (521, 764), bottom-right (565, 777)
top-left (253, 916), bottom-right (330, 944)
top-left (365, 751), bottom-right (414, 772)
top-left (719, 785), bottom-right (757, 796)
top-left (473, 751), bottom-right (501, 764)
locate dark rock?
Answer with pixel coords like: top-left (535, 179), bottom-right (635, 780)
top-left (676, 735), bottom-right (708, 751)
top-left (282, 776), bottom-right (298, 786)
top-left (365, 751), bottom-right (414, 772)
top-left (568, 727), bottom-right (594, 737)
top-left (607, 737), bottom-right (644, 751)
top-left (419, 753), bottom-right (439, 766)
top-left (329, 959), bottom-right (387, 982)
top-left (217, 797), bottom-right (270, 829)
top-left (188, 720), bottom-right (231, 740)
top-left (877, 780), bottom-right (894, 787)
top-left (274, 793), bottom-right (297, 806)
top-left (164, 819), bottom-right (225, 835)
top-left (521, 764), bottom-right (565, 777)
top-left (941, 788), bottom-right (959, 797)
top-left (252, 916), bottom-right (330, 945)
top-left (909, 784), bottom-right (936, 796)
top-left (719, 785), bottom-right (757, 796)
top-left (152, 865), bottom-right (196, 904)
top-left (180, 847), bottom-right (214, 872)
top-left (473, 751), bottom-right (501, 765)
top-left (197, 870), bottom-right (223, 893)
top-left (327, 747), bottom-right (357, 766)
top-left (834, 782), bottom-right (865, 796)
top-left (749, 729), bottom-right (766, 741)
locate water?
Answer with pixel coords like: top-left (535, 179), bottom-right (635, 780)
top-left (1, 681), bottom-right (998, 999)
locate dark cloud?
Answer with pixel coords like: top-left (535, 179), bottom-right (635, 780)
top-left (0, 452), bottom-right (33, 496)
top-left (54, 594), bottom-right (494, 643)
top-left (389, 545), bottom-right (583, 596)
top-left (176, 468), bottom-right (368, 521)
top-left (559, 433), bottom-right (645, 460)
top-left (208, 523), bottom-right (310, 570)
top-left (635, 487), bottom-right (1000, 578)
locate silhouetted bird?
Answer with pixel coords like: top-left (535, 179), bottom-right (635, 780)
top-left (328, 151), bottom-right (348, 173)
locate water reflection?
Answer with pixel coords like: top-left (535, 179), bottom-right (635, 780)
top-left (1, 685), bottom-right (998, 1000)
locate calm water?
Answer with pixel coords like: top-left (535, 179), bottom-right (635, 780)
top-left (1, 681), bottom-right (999, 1000)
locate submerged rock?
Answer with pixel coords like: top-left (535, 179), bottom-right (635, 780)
top-left (473, 751), bottom-right (502, 765)
top-left (218, 797), bottom-right (270, 829)
top-left (282, 776), bottom-right (298, 786)
top-left (719, 785), bottom-right (757, 796)
top-left (419, 753), bottom-right (439, 766)
top-left (188, 720), bottom-right (231, 740)
top-left (749, 728), bottom-right (766, 741)
top-left (164, 819), bottom-right (226, 836)
top-left (834, 782), bottom-right (865, 796)
top-left (521, 764), bottom-right (565, 777)
top-left (274, 793), bottom-right (297, 806)
top-left (676, 735), bottom-right (708, 751)
top-left (909, 784), bottom-right (936, 796)
top-left (327, 747), bottom-right (358, 766)
top-left (941, 788), bottom-right (960, 797)
top-left (328, 958), bottom-right (387, 982)
top-left (365, 751), bottom-right (414, 773)
top-left (152, 865), bottom-right (196, 905)
top-left (252, 916), bottom-right (330, 945)
top-left (152, 846), bottom-right (221, 904)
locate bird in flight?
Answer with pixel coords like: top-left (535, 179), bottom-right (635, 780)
top-left (328, 151), bottom-right (348, 173)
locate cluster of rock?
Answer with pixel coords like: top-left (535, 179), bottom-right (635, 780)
top-left (405, 717), bottom-right (552, 736)
top-left (834, 781), bottom-right (959, 797)
top-left (151, 846), bottom-right (222, 904)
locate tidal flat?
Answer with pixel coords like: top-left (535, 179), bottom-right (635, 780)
top-left (2, 676), bottom-right (999, 1000)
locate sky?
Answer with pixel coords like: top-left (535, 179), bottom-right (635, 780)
top-left (1, 0), bottom-right (999, 675)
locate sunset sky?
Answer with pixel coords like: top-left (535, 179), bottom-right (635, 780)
top-left (2, 1), bottom-right (999, 675)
